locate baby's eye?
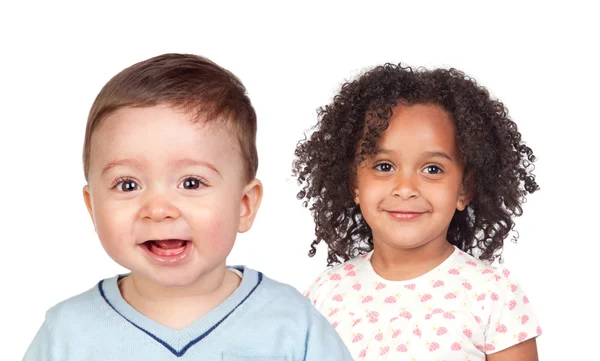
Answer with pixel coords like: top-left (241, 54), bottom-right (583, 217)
top-left (423, 165), bottom-right (443, 174)
top-left (116, 179), bottom-right (140, 192)
top-left (178, 176), bottom-right (205, 190)
top-left (374, 163), bottom-right (395, 172)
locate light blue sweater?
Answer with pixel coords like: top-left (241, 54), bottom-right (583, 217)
top-left (23, 266), bottom-right (353, 361)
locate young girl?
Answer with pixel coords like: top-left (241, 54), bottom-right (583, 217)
top-left (294, 64), bottom-right (541, 360)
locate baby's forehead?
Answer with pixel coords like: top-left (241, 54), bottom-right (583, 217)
top-left (89, 106), bottom-right (241, 167)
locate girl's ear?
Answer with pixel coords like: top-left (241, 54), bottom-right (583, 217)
top-left (457, 170), bottom-right (474, 211)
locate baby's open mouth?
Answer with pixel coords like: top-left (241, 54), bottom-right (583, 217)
top-left (144, 239), bottom-right (190, 257)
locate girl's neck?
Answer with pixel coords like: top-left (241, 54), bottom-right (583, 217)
top-left (118, 266), bottom-right (241, 330)
top-left (370, 238), bottom-right (455, 282)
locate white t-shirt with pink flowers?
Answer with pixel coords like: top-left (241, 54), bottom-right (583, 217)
top-left (304, 247), bottom-right (541, 361)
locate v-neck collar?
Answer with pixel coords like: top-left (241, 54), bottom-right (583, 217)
top-left (98, 266), bottom-right (262, 357)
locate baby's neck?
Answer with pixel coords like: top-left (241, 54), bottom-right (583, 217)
top-left (118, 268), bottom-right (241, 330)
top-left (370, 240), bottom-right (455, 282)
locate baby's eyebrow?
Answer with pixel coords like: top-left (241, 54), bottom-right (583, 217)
top-left (173, 158), bottom-right (221, 176)
top-left (101, 158), bottom-right (144, 175)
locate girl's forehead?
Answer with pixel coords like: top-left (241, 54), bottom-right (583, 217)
top-left (376, 104), bottom-right (457, 150)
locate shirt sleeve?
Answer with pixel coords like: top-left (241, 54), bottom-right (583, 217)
top-left (22, 316), bottom-right (56, 361)
top-left (303, 269), bottom-right (332, 311)
top-left (303, 301), bottom-right (354, 361)
top-left (484, 268), bottom-right (542, 354)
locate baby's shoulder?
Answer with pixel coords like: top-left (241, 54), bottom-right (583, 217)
top-left (42, 279), bottom-right (108, 333)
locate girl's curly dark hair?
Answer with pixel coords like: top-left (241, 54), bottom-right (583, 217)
top-left (293, 64), bottom-right (539, 266)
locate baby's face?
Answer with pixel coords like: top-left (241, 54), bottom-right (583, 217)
top-left (83, 105), bottom-right (258, 288)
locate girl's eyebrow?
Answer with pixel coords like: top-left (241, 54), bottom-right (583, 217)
top-left (426, 151), bottom-right (453, 161)
top-left (375, 148), bottom-right (453, 162)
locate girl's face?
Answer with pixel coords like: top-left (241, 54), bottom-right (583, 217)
top-left (354, 103), bottom-right (470, 253)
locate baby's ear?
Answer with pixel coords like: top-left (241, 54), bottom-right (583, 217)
top-left (238, 179), bottom-right (263, 233)
top-left (82, 185), bottom-right (96, 230)
top-left (457, 171), bottom-right (475, 211)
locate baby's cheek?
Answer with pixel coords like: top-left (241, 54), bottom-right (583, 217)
top-left (93, 205), bottom-right (136, 260)
top-left (190, 202), bottom-right (239, 254)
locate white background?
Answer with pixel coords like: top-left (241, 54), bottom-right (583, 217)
top-left (1, 1), bottom-right (597, 359)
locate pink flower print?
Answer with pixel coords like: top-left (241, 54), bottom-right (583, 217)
top-left (352, 333), bottom-right (364, 343)
top-left (352, 283), bottom-right (362, 291)
top-left (429, 342), bottom-right (440, 351)
top-left (404, 284), bottom-right (416, 290)
top-left (508, 300), bottom-right (517, 310)
top-left (413, 327), bottom-right (422, 337)
top-left (352, 318), bottom-right (362, 327)
top-left (380, 346), bottom-right (390, 355)
top-left (344, 264), bottom-right (355, 271)
top-left (332, 294), bottom-right (343, 302)
top-left (451, 342), bottom-right (462, 351)
top-left (358, 349), bottom-right (366, 358)
top-left (467, 260), bottom-right (477, 267)
top-left (433, 280), bottom-right (445, 288)
top-left (399, 311), bottom-right (412, 320)
top-left (369, 317), bottom-right (379, 324)
top-left (462, 282), bottom-right (472, 290)
top-left (477, 293), bottom-right (487, 301)
top-left (523, 295), bottom-right (530, 304)
top-left (437, 327), bottom-right (448, 335)
top-left (474, 315), bottom-right (482, 324)
top-left (510, 284), bottom-right (518, 292)
top-left (463, 328), bottom-right (473, 338)
top-left (374, 332), bottom-right (383, 341)
top-left (518, 332), bottom-right (528, 342)
top-left (485, 343), bottom-right (495, 351)
top-left (361, 295), bottom-right (373, 303)
top-left (376, 282), bottom-right (387, 290)
top-left (384, 295), bottom-right (397, 303)
top-left (496, 324), bottom-right (507, 333)
top-left (420, 293), bottom-right (433, 302)
top-left (491, 292), bottom-right (499, 301)
top-left (482, 269), bottom-right (494, 274)
top-left (332, 322), bottom-right (339, 328)
top-left (432, 308), bottom-right (444, 314)
top-left (392, 329), bottom-right (401, 338)
top-left (346, 270), bottom-right (356, 277)
top-left (443, 312), bottom-right (456, 319)
top-left (494, 274), bottom-right (502, 281)
top-left (503, 269), bottom-right (511, 278)
top-left (445, 292), bottom-right (457, 299)
top-left (537, 326), bottom-right (543, 335)
top-left (397, 344), bottom-right (408, 352)
top-left (425, 313), bottom-right (432, 320)
top-left (330, 273), bottom-right (342, 281)
top-left (328, 308), bottom-right (339, 317)
top-left (521, 315), bottom-right (530, 324)
top-left (367, 311), bottom-right (380, 318)
top-left (448, 268), bottom-right (460, 275)
top-left (475, 344), bottom-right (485, 351)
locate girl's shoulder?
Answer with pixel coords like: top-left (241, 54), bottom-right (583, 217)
top-left (303, 252), bottom-right (372, 307)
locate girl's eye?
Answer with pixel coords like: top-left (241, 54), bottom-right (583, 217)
top-left (374, 163), bottom-right (395, 172)
top-left (423, 165), bottom-right (443, 174)
top-left (116, 179), bottom-right (140, 192)
top-left (178, 176), bottom-right (205, 190)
